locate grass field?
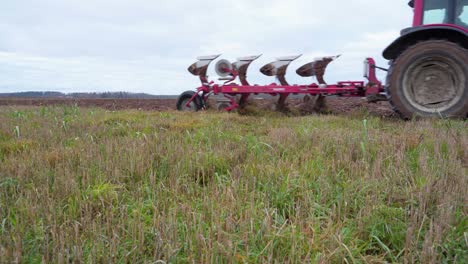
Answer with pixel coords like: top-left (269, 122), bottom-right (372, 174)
top-left (0, 105), bottom-right (466, 263)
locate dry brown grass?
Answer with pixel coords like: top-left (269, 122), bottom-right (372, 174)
top-left (0, 105), bottom-right (466, 263)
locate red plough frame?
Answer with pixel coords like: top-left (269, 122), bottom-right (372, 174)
top-left (181, 55), bottom-right (386, 111)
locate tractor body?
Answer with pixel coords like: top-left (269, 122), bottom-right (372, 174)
top-left (384, 0), bottom-right (467, 118)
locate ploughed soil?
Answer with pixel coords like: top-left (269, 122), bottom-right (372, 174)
top-left (0, 98), bottom-right (177, 111)
top-left (0, 97), bottom-right (395, 117)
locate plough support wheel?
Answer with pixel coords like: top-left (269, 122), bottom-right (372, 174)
top-left (177, 91), bottom-right (203, 112)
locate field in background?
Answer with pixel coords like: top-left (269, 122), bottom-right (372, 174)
top-left (0, 97), bottom-right (394, 117)
top-left (0, 98), bottom-right (177, 111)
top-left (0, 105), bottom-right (466, 263)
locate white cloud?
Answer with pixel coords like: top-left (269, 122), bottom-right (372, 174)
top-left (0, 0), bottom-right (413, 94)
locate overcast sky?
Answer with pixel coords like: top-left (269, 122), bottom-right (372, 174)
top-left (0, 0), bottom-right (413, 95)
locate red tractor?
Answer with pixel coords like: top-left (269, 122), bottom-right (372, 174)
top-left (384, 0), bottom-right (467, 118)
top-left (178, 0), bottom-right (467, 119)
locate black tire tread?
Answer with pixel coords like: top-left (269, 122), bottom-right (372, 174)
top-left (386, 40), bottom-right (468, 119)
top-left (176, 91), bottom-right (203, 111)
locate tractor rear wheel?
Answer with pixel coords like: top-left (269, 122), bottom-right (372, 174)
top-left (176, 91), bottom-right (203, 111)
top-left (387, 40), bottom-right (467, 119)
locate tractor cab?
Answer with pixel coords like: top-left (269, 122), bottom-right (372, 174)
top-left (411, 0), bottom-right (468, 28)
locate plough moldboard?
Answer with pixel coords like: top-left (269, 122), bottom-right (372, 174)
top-left (177, 54), bottom-right (387, 112)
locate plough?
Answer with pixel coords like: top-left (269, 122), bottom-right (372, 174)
top-left (177, 54), bottom-right (386, 112)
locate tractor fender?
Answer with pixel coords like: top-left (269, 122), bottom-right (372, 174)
top-left (383, 26), bottom-right (468, 60)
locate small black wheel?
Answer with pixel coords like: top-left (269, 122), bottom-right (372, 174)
top-left (176, 91), bottom-right (203, 111)
top-left (386, 40), bottom-right (467, 119)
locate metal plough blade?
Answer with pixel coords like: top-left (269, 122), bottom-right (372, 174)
top-left (233, 55), bottom-right (261, 86)
top-left (260, 55), bottom-right (302, 85)
top-left (296, 55), bottom-right (341, 85)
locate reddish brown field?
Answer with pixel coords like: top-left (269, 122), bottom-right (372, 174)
top-left (0, 98), bottom-right (177, 111)
top-left (0, 97), bottom-right (394, 117)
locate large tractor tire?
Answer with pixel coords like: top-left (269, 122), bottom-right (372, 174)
top-left (176, 91), bottom-right (203, 111)
top-left (386, 40), bottom-right (467, 119)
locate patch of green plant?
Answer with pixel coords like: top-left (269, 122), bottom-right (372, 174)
top-left (361, 206), bottom-right (407, 261)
